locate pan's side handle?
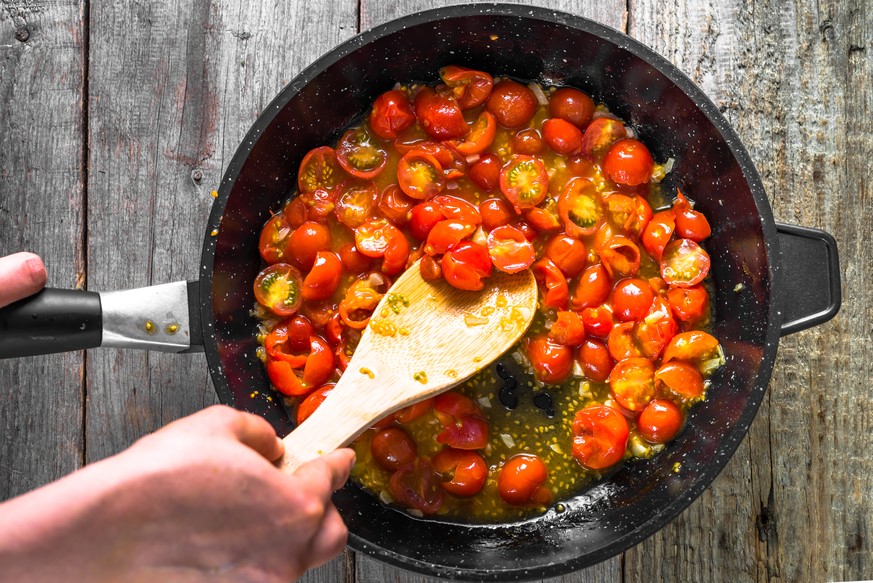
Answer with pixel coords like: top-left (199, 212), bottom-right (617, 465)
top-left (776, 223), bottom-right (841, 335)
top-left (0, 281), bottom-right (203, 359)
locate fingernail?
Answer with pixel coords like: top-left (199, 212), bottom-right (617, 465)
top-left (25, 256), bottom-right (45, 283)
top-left (349, 451), bottom-right (356, 466)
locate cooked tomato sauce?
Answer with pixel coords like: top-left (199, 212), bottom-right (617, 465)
top-left (253, 66), bottom-right (724, 522)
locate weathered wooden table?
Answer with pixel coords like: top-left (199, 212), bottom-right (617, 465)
top-left (1, 0), bottom-right (870, 581)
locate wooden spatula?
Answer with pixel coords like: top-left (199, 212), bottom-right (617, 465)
top-left (278, 263), bottom-right (538, 473)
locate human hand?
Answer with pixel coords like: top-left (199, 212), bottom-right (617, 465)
top-left (0, 252), bottom-right (47, 307)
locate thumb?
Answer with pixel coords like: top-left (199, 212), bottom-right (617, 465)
top-left (0, 252), bottom-right (47, 308)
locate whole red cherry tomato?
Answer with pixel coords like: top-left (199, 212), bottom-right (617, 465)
top-left (287, 221), bottom-right (331, 271)
top-left (571, 405), bottom-right (629, 470)
top-left (254, 263), bottom-right (303, 317)
top-left (389, 458), bottom-right (445, 514)
top-left (512, 128), bottom-right (545, 155)
top-left (369, 89), bottom-right (415, 140)
top-left (577, 338), bottom-right (614, 382)
top-left (486, 79), bottom-right (537, 129)
top-left (338, 242), bottom-right (373, 274)
top-left (637, 399), bottom-right (684, 443)
top-left (371, 427), bottom-right (418, 472)
top-left (611, 278), bottom-right (655, 322)
top-left (549, 87), bottom-right (595, 128)
top-left (469, 153), bottom-right (502, 191)
top-left (548, 311), bottom-right (586, 346)
top-left (414, 87), bottom-right (469, 140)
top-left (479, 197), bottom-right (514, 230)
top-left (432, 448), bottom-right (488, 497)
top-left (527, 334), bottom-right (574, 384)
top-left (603, 138), bottom-right (655, 186)
top-left (581, 305), bottom-right (614, 338)
top-left (442, 241), bottom-right (492, 291)
top-left (569, 264), bottom-right (612, 310)
top-left (542, 118), bottom-right (584, 155)
top-left (497, 454), bottom-right (551, 506)
top-left (544, 233), bottom-right (587, 278)
top-left (301, 251), bottom-right (343, 301)
top-left (408, 201), bottom-right (445, 241)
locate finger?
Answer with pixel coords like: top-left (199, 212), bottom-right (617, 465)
top-left (183, 405), bottom-right (284, 462)
top-left (292, 449), bottom-right (355, 499)
top-left (304, 503), bottom-right (348, 571)
top-left (0, 252), bottom-right (47, 308)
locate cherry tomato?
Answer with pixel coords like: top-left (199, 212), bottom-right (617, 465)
top-left (487, 225), bottom-right (536, 274)
top-left (512, 128), bottom-right (545, 155)
top-left (549, 311), bottom-right (586, 346)
top-left (609, 357), bottom-right (656, 412)
top-left (336, 127), bottom-right (388, 179)
top-left (354, 218), bottom-right (399, 258)
top-left (513, 219), bottom-right (538, 242)
top-left (324, 312), bottom-right (344, 346)
top-left (549, 87), bottom-right (595, 129)
top-left (527, 334), bottom-right (574, 384)
top-left (642, 210), bottom-right (676, 261)
top-left (301, 251), bottom-right (343, 301)
top-left (283, 197), bottom-right (308, 227)
top-left (442, 241), bottom-right (492, 291)
top-left (433, 195), bottom-right (482, 226)
top-left (634, 297), bottom-right (678, 359)
top-left (660, 239), bottom-right (711, 287)
top-left (497, 454), bottom-right (551, 506)
top-left (578, 338), bottom-right (614, 382)
top-left (544, 233), bottom-right (587, 278)
top-left (258, 214), bottom-right (293, 264)
top-left (662, 331), bottom-right (720, 366)
top-left (479, 197), bottom-right (514, 230)
top-left (334, 180), bottom-right (379, 229)
top-left (298, 146), bottom-right (346, 193)
top-left (434, 392), bottom-right (489, 450)
top-left (569, 264), bottom-right (612, 310)
top-left (338, 241), bottom-right (373, 274)
top-left (558, 177), bottom-right (603, 238)
top-left (454, 111), bottom-right (496, 155)
top-left (266, 335), bottom-right (334, 396)
top-left (381, 231), bottom-right (410, 276)
top-left (566, 154), bottom-right (596, 176)
top-left (499, 155), bottom-right (549, 210)
top-left (607, 321), bottom-right (643, 361)
top-left (581, 305), bottom-right (614, 338)
top-left (414, 87), bottom-right (469, 140)
top-left (335, 330), bottom-right (359, 372)
top-left (296, 383), bottom-right (334, 425)
top-left (254, 263), bottom-right (303, 316)
top-left (580, 117), bottom-right (627, 160)
top-left (376, 184), bottom-right (414, 226)
top-left (408, 201), bottom-right (445, 240)
top-left (571, 405), bottom-right (629, 470)
top-left (419, 254), bottom-right (442, 281)
top-left (667, 285), bottom-right (709, 323)
top-left (286, 221), bottom-right (331, 271)
top-left (425, 220), bottom-right (476, 255)
top-left (394, 139), bottom-right (467, 180)
top-left (439, 66), bottom-right (494, 109)
top-left (297, 188), bottom-right (336, 223)
top-left (300, 300), bottom-right (336, 328)
top-left (673, 189), bottom-right (712, 241)
top-left (611, 278), bottom-right (655, 322)
top-left (394, 398), bottom-right (434, 424)
top-left (369, 89), bottom-right (416, 140)
top-left (397, 149), bottom-right (446, 200)
top-left (604, 193), bottom-right (652, 237)
top-left (338, 274), bottom-right (385, 329)
top-left (469, 153), bottom-right (502, 191)
top-left (543, 118), bottom-right (584, 155)
top-left (389, 458), bottom-right (445, 515)
top-left (655, 361), bottom-right (705, 400)
top-left (532, 257), bottom-right (569, 309)
top-left (432, 448), bottom-right (488, 497)
top-left (600, 235), bottom-right (641, 279)
top-left (486, 79), bottom-right (537, 129)
top-left (603, 138), bottom-right (655, 186)
top-left (372, 427), bottom-right (418, 472)
top-left (265, 316), bottom-right (313, 358)
top-left (637, 399), bottom-right (684, 443)
top-left (524, 200), bottom-right (562, 233)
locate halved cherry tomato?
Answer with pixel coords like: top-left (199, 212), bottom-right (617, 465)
top-left (394, 398), bottom-right (434, 424)
top-left (524, 199), bottom-right (562, 233)
top-left (549, 311), bottom-right (586, 346)
top-left (298, 146), bottom-right (346, 193)
top-left (369, 89), bottom-right (416, 140)
top-left (637, 399), bottom-right (684, 443)
top-left (667, 285), bottom-right (709, 323)
top-left (571, 405), bottom-right (629, 470)
top-left (469, 153), bottom-right (502, 191)
top-left (487, 225), bottom-right (536, 274)
top-left (301, 251), bottom-right (342, 301)
top-left (600, 235), bottom-right (641, 279)
top-left (479, 197), bottom-right (514, 230)
top-left (372, 427), bottom-right (418, 472)
top-left (580, 117), bottom-right (627, 160)
top-left (414, 87), bottom-right (468, 140)
top-left (454, 111), bottom-right (496, 155)
top-left (549, 87), bottom-right (595, 129)
top-left (642, 210), bottom-right (676, 261)
top-left (419, 254), bottom-right (442, 281)
top-left (334, 180), bottom-right (379, 229)
top-left (432, 448), bottom-right (488, 497)
top-left (532, 258), bottom-right (569, 309)
top-left (662, 330), bottom-right (721, 368)
top-left (397, 150), bottom-right (446, 200)
top-left (433, 195), bottom-right (482, 226)
top-left (558, 177), bottom-right (603, 238)
top-left (604, 193), bottom-right (652, 237)
top-left (297, 188), bottom-right (336, 223)
top-left (265, 335), bottom-right (334, 396)
top-left (389, 458), bottom-right (445, 514)
top-left (338, 242), bottom-right (373, 274)
top-left (434, 392), bottom-right (489, 450)
top-left (660, 239), bottom-right (711, 287)
top-left (527, 334), bottom-right (574, 384)
top-left (336, 128), bottom-right (388, 179)
top-left (486, 79), bottom-right (537, 129)
top-left (603, 138), bottom-right (655, 186)
top-left (578, 338), bottom-right (614, 382)
top-left (408, 201), bottom-right (445, 241)
top-left (381, 232), bottom-right (409, 276)
top-left (611, 278), bottom-right (655, 322)
top-left (254, 263), bottom-right (303, 316)
top-left (355, 218), bottom-right (400, 258)
top-left (543, 118), bottom-right (584, 155)
top-left (673, 189), bottom-right (712, 241)
top-left (296, 383), bottom-right (334, 425)
top-left (425, 220), bottom-right (476, 256)
top-left (581, 305), bottom-right (614, 338)
top-left (439, 66), bottom-right (494, 109)
top-left (499, 155), bottom-right (549, 210)
top-left (287, 221), bottom-right (331, 271)
top-left (569, 264), bottom-right (611, 310)
top-left (607, 321), bottom-right (643, 361)
top-left (609, 357), bottom-right (656, 411)
top-left (545, 233), bottom-right (587, 278)
top-left (497, 454), bottom-right (551, 506)
top-left (394, 139), bottom-right (467, 180)
top-left (655, 361), bottom-right (705, 399)
top-left (442, 241), bottom-right (492, 291)
top-left (338, 273), bottom-right (387, 329)
top-left (259, 214), bottom-right (293, 264)
top-left (634, 297), bottom-right (678, 359)
top-left (265, 316), bottom-right (312, 358)
top-left (378, 184), bottom-right (415, 226)
top-left (512, 128), bottom-right (544, 155)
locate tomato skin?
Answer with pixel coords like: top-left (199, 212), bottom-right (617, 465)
top-left (432, 448), bottom-right (488, 497)
top-left (524, 202), bottom-right (562, 233)
top-left (667, 285), bottom-right (709, 323)
top-left (512, 128), bottom-right (545, 155)
top-left (604, 193), bottom-right (652, 237)
top-left (600, 235), bottom-right (642, 279)
top-left (581, 305), bottom-right (614, 338)
top-left (609, 357), bottom-right (656, 412)
top-left (266, 335), bottom-right (334, 396)
top-left (334, 180), bottom-right (379, 229)
top-left (660, 238), bottom-right (711, 287)
top-left (558, 177), bottom-right (603, 238)
top-left (424, 220), bottom-right (476, 256)
top-left (372, 427), bottom-right (418, 472)
top-left (532, 258), bottom-right (569, 309)
top-left (378, 184), bottom-right (415, 226)
top-left (469, 153), bottom-right (502, 192)
top-left (543, 118), bottom-right (584, 155)
top-left (607, 321), bottom-right (643, 361)
top-left (336, 128), bottom-right (388, 179)
top-left (655, 361), bottom-right (705, 399)
top-left (571, 405), bottom-right (629, 470)
top-left (287, 221), bottom-right (332, 271)
top-left (259, 214), bottom-right (293, 264)
top-left (298, 146), bottom-right (346, 193)
top-left (634, 297), bottom-right (678, 359)
top-left (569, 264), bottom-right (612, 310)
top-left (434, 393), bottom-right (489, 450)
top-left (578, 338), bottom-right (614, 382)
top-left (439, 65), bottom-right (494, 109)
top-left (637, 399), bottom-right (684, 443)
top-left (369, 90), bottom-right (416, 140)
top-left (301, 251), bottom-right (343, 301)
top-left (497, 454), bottom-right (551, 506)
top-left (486, 79), bottom-right (537, 129)
top-left (580, 117), bottom-right (627, 160)
top-left (641, 210), bottom-right (676, 261)
top-left (454, 111), bottom-right (497, 155)
top-left (389, 458), bottom-right (445, 515)
top-left (527, 334), bottom-right (574, 384)
top-left (442, 241), bottom-right (492, 291)
top-left (673, 190), bottom-right (712, 241)
top-left (499, 155), bottom-right (550, 210)
top-left (394, 398), bottom-right (434, 424)
top-left (549, 87), bottom-right (595, 128)
top-left (338, 242), bottom-right (373, 274)
top-left (414, 87), bottom-right (469, 140)
top-left (397, 150), bottom-right (446, 200)
top-left (486, 225), bottom-right (536, 274)
top-left (603, 138), bottom-right (655, 186)
top-left (544, 233), bottom-right (587, 278)
top-left (254, 263), bottom-right (303, 317)
top-left (611, 278), bottom-right (655, 322)
top-left (549, 311), bottom-right (586, 346)
top-left (479, 197), bottom-right (514, 230)
top-left (296, 383), bottom-right (334, 425)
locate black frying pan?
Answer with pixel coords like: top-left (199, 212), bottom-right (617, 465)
top-left (0, 5), bottom-right (841, 580)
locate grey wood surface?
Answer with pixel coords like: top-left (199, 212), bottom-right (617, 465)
top-left (1, 0), bottom-right (871, 582)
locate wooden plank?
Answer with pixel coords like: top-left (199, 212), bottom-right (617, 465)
top-left (0, 1), bottom-right (85, 498)
top-left (625, 0), bottom-right (873, 581)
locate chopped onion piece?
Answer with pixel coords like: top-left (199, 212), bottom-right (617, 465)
top-left (528, 82), bottom-right (548, 106)
top-left (500, 433), bottom-right (516, 448)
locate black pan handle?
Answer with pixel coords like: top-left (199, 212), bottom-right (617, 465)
top-left (0, 281), bottom-right (204, 359)
top-left (776, 222), bottom-right (841, 335)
